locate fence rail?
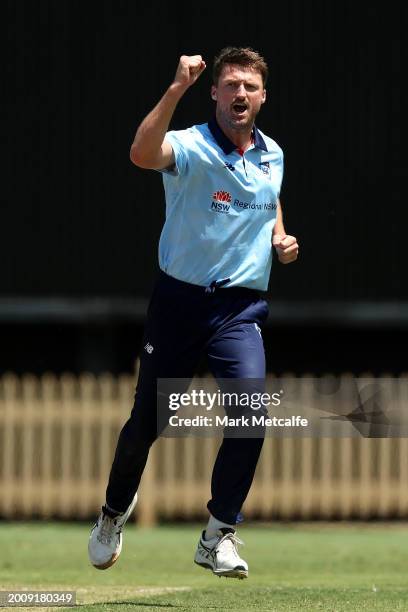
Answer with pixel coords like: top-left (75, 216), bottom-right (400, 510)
top-left (1, 370), bottom-right (408, 524)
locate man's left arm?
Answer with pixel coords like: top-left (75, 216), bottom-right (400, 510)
top-left (272, 199), bottom-right (299, 264)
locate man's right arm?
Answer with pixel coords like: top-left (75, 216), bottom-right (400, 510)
top-left (130, 55), bottom-right (206, 171)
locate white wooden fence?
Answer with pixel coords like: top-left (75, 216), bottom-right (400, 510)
top-left (1, 370), bottom-right (408, 524)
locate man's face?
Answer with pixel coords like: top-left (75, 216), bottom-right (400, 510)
top-left (211, 64), bottom-right (266, 131)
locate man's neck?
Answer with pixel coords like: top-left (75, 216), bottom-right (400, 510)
top-left (215, 114), bottom-right (254, 152)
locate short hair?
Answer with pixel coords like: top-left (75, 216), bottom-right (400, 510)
top-left (213, 47), bottom-right (268, 87)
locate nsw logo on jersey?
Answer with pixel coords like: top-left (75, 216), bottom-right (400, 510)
top-left (210, 190), bottom-right (232, 214)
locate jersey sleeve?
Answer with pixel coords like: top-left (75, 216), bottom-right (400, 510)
top-left (155, 130), bottom-right (189, 177)
top-left (277, 149), bottom-right (284, 198)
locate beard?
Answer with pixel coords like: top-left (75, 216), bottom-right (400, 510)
top-left (218, 104), bottom-right (259, 132)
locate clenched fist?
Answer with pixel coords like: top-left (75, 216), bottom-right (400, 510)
top-left (273, 233), bottom-right (299, 264)
top-left (172, 55), bottom-right (206, 91)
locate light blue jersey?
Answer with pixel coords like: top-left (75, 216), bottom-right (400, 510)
top-left (157, 118), bottom-right (284, 291)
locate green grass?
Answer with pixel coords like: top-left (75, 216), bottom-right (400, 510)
top-left (1, 522), bottom-right (408, 610)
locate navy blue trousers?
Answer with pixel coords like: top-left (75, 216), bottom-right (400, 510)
top-left (106, 271), bottom-right (269, 524)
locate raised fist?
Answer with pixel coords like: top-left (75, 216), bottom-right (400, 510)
top-left (172, 55), bottom-right (206, 90)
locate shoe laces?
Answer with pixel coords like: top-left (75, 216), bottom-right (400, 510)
top-left (215, 531), bottom-right (244, 559)
top-left (97, 511), bottom-right (121, 545)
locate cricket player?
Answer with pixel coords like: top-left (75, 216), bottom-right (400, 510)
top-left (88, 47), bottom-right (298, 579)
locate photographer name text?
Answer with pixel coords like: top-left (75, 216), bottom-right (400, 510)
top-left (168, 415), bottom-right (308, 428)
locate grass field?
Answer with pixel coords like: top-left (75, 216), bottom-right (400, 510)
top-left (1, 522), bottom-right (408, 611)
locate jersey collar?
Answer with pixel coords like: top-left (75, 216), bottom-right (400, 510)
top-left (208, 116), bottom-right (268, 154)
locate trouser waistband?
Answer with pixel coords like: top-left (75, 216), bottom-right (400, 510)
top-left (158, 270), bottom-right (263, 299)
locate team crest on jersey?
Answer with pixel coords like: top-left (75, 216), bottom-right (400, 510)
top-left (210, 190), bottom-right (232, 214)
top-left (259, 161), bottom-right (270, 175)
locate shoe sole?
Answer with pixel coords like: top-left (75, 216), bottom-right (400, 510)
top-left (194, 560), bottom-right (248, 579)
top-left (91, 551), bottom-right (120, 570)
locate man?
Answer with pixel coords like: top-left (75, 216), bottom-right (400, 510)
top-left (88, 47), bottom-right (298, 579)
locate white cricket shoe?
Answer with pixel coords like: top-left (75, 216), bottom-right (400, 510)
top-left (194, 527), bottom-right (248, 579)
top-left (88, 493), bottom-right (138, 569)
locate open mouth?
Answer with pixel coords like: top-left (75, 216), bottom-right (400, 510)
top-left (232, 103), bottom-right (248, 115)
